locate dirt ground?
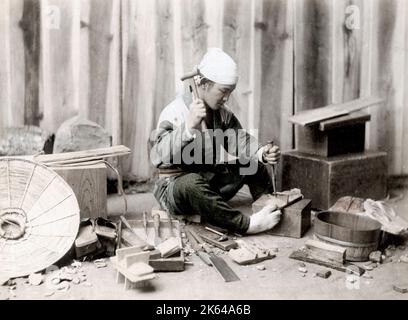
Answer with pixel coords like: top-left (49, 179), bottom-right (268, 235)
top-left (1, 187), bottom-right (408, 300)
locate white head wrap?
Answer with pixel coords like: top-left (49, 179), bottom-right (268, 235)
top-left (197, 48), bottom-right (238, 85)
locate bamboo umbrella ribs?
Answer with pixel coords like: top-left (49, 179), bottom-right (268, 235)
top-left (0, 158), bottom-right (80, 278)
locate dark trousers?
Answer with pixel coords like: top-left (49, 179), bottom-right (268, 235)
top-left (165, 163), bottom-right (273, 234)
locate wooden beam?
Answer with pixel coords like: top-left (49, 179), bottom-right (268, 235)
top-left (259, 0), bottom-right (294, 151)
top-left (20, 0), bottom-right (41, 126)
top-left (289, 96), bottom-right (383, 127)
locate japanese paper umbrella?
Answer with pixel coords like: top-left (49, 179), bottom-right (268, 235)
top-left (0, 158), bottom-right (80, 278)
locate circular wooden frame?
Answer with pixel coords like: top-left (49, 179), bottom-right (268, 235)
top-left (0, 158), bottom-right (80, 278)
top-left (314, 211), bottom-right (382, 261)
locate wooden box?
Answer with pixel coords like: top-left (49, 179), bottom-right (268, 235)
top-left (297, 112), bottom-right (370, 157)
top-left (265, 199), bottom-right (312, 238)
top-left (124, 218), bottom-right (185, 272)
top-left (281, 151), bottom-right (387, 210)
top-left (52, 162), bottom-right (107, 219)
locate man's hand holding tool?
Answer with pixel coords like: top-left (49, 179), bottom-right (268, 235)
top-left (263, 141), bottom-right (281, 165)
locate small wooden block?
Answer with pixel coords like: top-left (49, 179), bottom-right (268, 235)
top-left (393, 284), bottom-right (408, 294)
top-left (228, 240), bottom-right (276, 265)
top-left (125, 251), bottom-right (150, 267)
top-left (200, 234), bottom-right (238, 251)
top-left (156, 236), bottom-right (181, 258)
top-left (252, 195), bottom-right (287, 214)
top-left (266, 199), bottom-right (312, 238)
top-left (116, 246), bottom-right (142, 263)
top-left (149, 249), bottom-right (162, 260)
top-left (369, 251), bottom-right (382, 263)
top-left (305, 239), bottom-right (346, 265)
top-left (316, 269), bottom-right (332, 279)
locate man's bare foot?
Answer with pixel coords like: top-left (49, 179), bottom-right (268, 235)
top-left (246, 204), bottom-right (282, 234)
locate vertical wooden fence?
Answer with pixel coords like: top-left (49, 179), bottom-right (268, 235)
top-left (0, 0), bottom-right (407, 180)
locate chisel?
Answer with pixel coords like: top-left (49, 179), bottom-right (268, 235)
top-left (266, 140), bottom-right (277, 196)
top-left (185, 229), bottom-right (212, 266)
top-left (142, 211), bottom-right (148, 240)
top-left (152, 211), bottom-right (161, 246)
top-left (187, 227), bottom-right (240, 282)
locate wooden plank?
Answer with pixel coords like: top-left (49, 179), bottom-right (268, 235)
top-left (85, 0), bottom-right (114, 127)
top-left (250, 0), bottom-right (263, 132)
top-left (331, 0), bottom-right (364, 104)
top-left (41, 0), bottom-right (79, 133)
top-left (294, 0), bottom-right (333, 112)
top-left (106, 0), bottom-right (122, 145)
top-left (289, 96), bottom-right (383, 126)
top-left (204, 0), bottom-right (223, 48)
top-left (9, 0), bottom-right (26, 126)
top-left (154, 0), bottom-right (175, 139)
top-left (208, 255), bottom-right (240, 282)
top-left (387, 0), bottom-right (406, 175)
top-left (259, 0), bottom-right (294, 152)
top-left (304, 239), bottom-right (346, 265)
top-left (403, 1), bottom-right (408, 175)
top-left (289, 249), bottom-right (365, 275)
top-left (34, 145), bottom-right (130, 164)
top-left (121, 0), bottom-right (157, 180)
top-left (200, 234), bottom-right (238, 251)
top-left (223, 0), bottom-right (252, 129)
top-left (294, 0), bottom-right (333, 147)
top-left (367, 0), bottom-right (400, 175)
top-left (180, 0), bottom-right (207, 76)
top-left (318, 112), bottom-right (371, 131)
top-left (20, 0), bottom-right (41, 126)
top-left (0, 0), bottom-right (12, 128)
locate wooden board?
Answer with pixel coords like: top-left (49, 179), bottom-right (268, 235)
top-left (289, 96), bottom-right (383, 127)
top-left (304, 239), bottom-right (346, 265)
top-left (41, 0), bottom-right (79, 133)
top-left (259, 0), bottom-right (294, 152)
top-left (199, 234), bottom-right (238, 251)
top-left (223, 0), bottom-right (252, 129)
top-left (35, 145), bottom-right (130, 165)
top-left (208, 255), bottom-right (240, 282)
top-left (52, 162), bottom-right (107, 219)
top-left (318, 112), bottom-right (371, 131)
top-left (331, 0), bottom-right (365, 105)
top-left (289, 249), bottom-right (365, 276)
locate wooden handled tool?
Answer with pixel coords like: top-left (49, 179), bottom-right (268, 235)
top-left (142, 211), bottom-right (148, 240)
top-left (120, 215), bottom-right (154, 250)
top-left (185, 229), bottom-right (212, 266)
top-left (181, 67), bottom-right (207, 131)
top-left (266, 140), bottom-right (277, 195)
top-left (152, 212), bottom-right (161, 246)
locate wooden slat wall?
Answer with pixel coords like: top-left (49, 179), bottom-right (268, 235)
top-left (295, 0), bottom-right (408, 175)
top-left (0, 0), bottom-right (407, 180)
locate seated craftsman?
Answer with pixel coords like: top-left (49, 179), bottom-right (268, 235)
top-left (150, 48), bottom-right (281, 235)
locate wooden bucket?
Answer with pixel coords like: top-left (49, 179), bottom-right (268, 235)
top-left (314, 211), bottom-right (382, 262)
